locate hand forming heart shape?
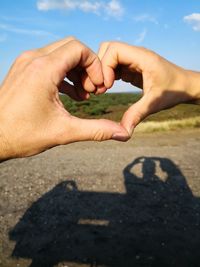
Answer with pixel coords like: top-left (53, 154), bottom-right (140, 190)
top-left (0, 37), bottom-right (198, 159)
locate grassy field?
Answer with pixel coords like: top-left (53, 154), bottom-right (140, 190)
top-left (60, 93), bottom-right (140, 121)
top-left (60, 92), bottom-right (200, 121)
top-left (60, 93), bottom-right (200, 131)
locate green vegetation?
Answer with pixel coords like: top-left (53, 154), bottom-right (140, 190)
top-left (60, 93), bottom-right (200, 125)
top-left (60, 93), bottom-right (140, 120)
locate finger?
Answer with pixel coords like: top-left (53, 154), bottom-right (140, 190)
top-left (79, 42), bottom-right (111, 94)
top-left (67, 54), bottom-right (101, 94)
top-left (67, 68), bottom-right (81, 84)
top-left (14, 37), bottom-right (77, 70)
top-left (95, 85), bottom-right (108, 95)
top-left (18, 37), bottom-right (76, 63)
top-left (67, 70), bottom-right (91, 99)
top-left (82, 73), bottom-right (107, 95)
top-left (120, 94), bottom-right (153, 136)
top-left (59, 80), bottom-right (83, 101)
top-left (48, 40), bottom-right (104, 87)
top-left (40, 37), bottom-right (102, 95)
top-left (38, 36), bottom-right (76, 55)
top-left (98, 42), bottom-right (115, 90)
top-left (98, 42), bottom-right (110, 60)
top-left (92, 42), bottom-right (111, 94)
top-left (74, 80), bottom-right (91, 100)
top-left (58, 116), bottom-right (130, 144)
top-left (81, 72), bottom-right (96, 93)
top-left (100, 42), bottom-right (146, 89)
top-left (130, 72), bottom-right (143, 89)
top-left (120, 68), bottom-right (143, 89)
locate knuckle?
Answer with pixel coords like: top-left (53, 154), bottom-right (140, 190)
top-left (107, 41), bottom-right (121, 50)
top-left (108, 41), bottom-right (118, 47)
top-left (15, 50), bottom-right (36, 63)
top-left (69, 40), bottom-right (86, 54)
top-left (65, 35), bottom-right (76, 42)
top-left (93, 129), bottom-right (106, 142)
top-left (72, 40), bottom-right (94, 62)
top-left (106, 42), bottom-right (118, 55)
top-left (100, 41), bottom-right (111, 49)
top-left (71, 39), bottom-right (82, 48)
top-left (141, 46), bottom-right (156, 57)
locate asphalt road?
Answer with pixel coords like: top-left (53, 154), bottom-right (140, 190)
top-left (0, 129), bottom-right (200, 267)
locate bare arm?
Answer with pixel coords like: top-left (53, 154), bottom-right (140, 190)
top-left (95, 41), bottom-right (200, 136)
top-left (0, 38), bottom-right (129, 160)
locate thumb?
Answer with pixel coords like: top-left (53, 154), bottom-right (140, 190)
top-left (120, 94), bottom-right (152, 136)
top-left (58, 116), bottom-right (130, 144)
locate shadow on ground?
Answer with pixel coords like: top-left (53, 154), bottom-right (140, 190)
top-left (10, 157), bottom-right (200, 267)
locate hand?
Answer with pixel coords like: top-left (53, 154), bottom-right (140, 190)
top-left (0, 38), bottom-right (129, 160)
top-left (96, 41), bottom-right (200, 136)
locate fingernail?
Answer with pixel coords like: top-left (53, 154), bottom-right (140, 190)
top-left (112, 133), bottom-right (129, 142)
top-left (96, 85), bottom-right (106, 94)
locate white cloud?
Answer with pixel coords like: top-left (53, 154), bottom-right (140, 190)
top-left (79, 2), bottom-right (101, 13)
top-left (0, 33), bottom-right (7, 43)
top-left (135, 29), bottom-right (147, 44)
top-left (37, 0), bottom-right (76, 10)
top-left (106, 0), bottom-right (124, 17)
top-left (133, 14), bottom-right (158, 25)
top-left (37, 0), bottom-right (124, 18)
top-left (184, 13), bottom-right (200, 31)
top-left (0, 23), bottom-right (58, 38)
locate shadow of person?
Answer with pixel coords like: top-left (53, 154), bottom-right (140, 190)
top-left (9, 157), bottom-right (200, 267)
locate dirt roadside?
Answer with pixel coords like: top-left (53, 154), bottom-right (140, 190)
top-left (0, 129), bottom-right (200, 267)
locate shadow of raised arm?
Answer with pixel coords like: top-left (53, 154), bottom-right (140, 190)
top-left (9, 157), bottom-right (200, 267)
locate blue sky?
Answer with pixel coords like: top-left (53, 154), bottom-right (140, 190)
top-left (0, 0), bottom-right (200, 92)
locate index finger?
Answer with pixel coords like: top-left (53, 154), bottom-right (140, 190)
top-left (47, 40), bottom-right (104, 86)
top-left (99, 42), bottom-right (146, 88)
top-left (38, 36), bottom-right (76, 55)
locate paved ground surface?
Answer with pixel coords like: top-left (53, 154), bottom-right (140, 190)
top-left (0, 129), bottom-right (200, 267)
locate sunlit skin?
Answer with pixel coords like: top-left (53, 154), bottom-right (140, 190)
top-left (0, 38), bottom-right (200, 160)
top-left (92, 41), bottom-right (200, 136)
top-left (0, 38), bottom-right (129, 160)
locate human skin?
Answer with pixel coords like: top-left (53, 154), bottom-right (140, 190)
top-left (92, 41), bottom-right (200, 137)
top-left (0, 38), bottom-right (129, 160)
